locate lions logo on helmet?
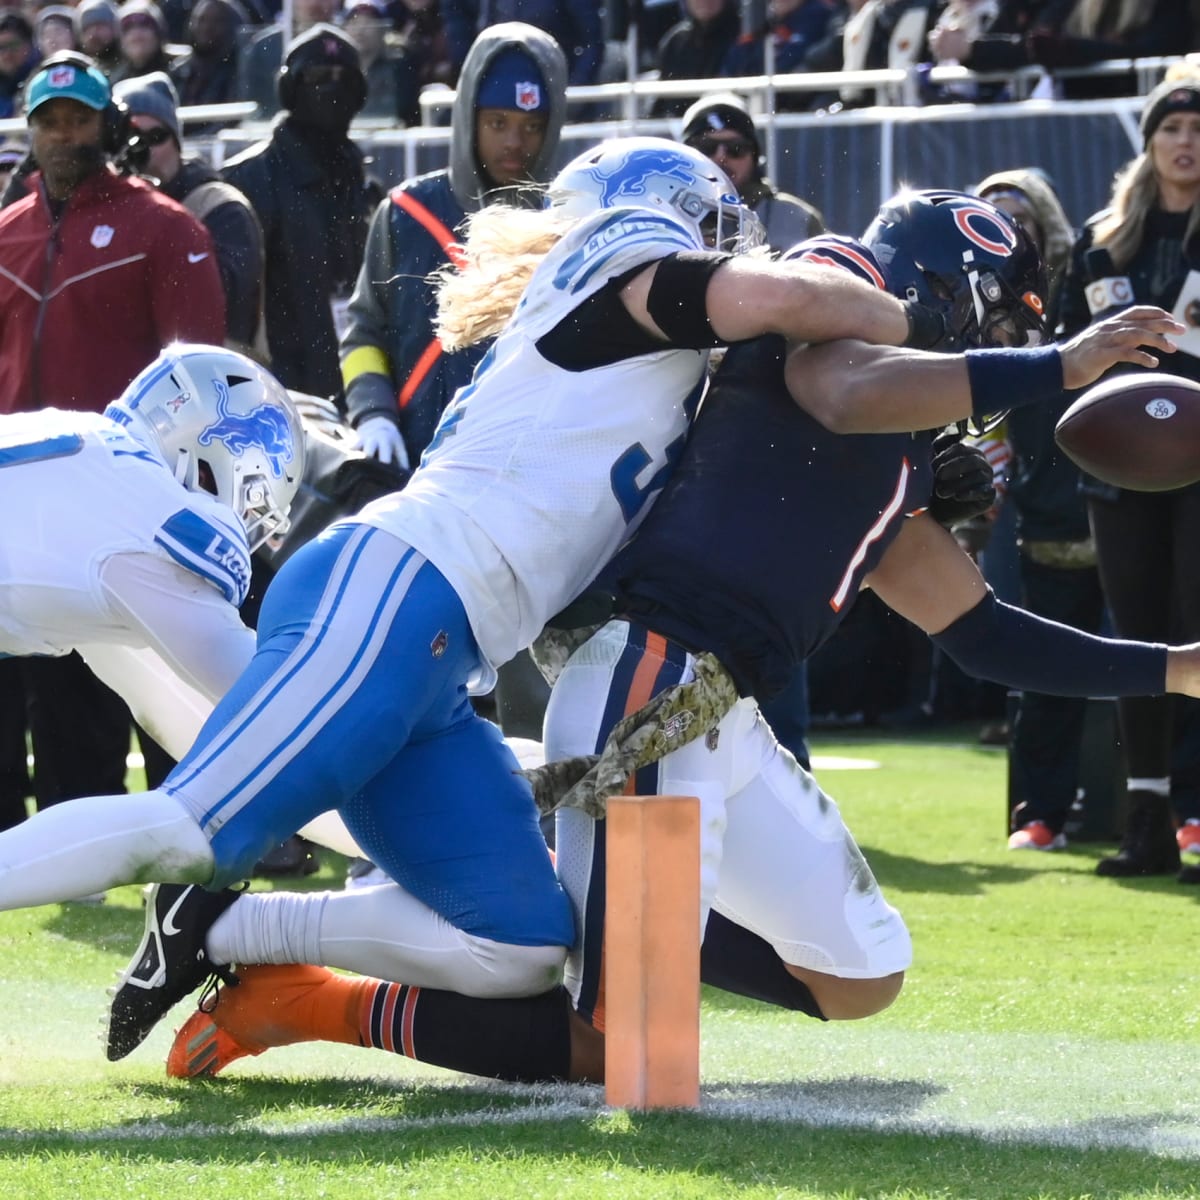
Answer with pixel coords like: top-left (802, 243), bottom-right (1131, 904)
top-left (106, 345), bottom-right (305, 552)
top-left (586, 148), bottom-right (702, 209)
top-left (198, 381), bottom-right (299, 482)
top-left (547, 136), bottom-right (761, 252)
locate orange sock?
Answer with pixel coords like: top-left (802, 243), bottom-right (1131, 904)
top-left (212, 964), bottom-right (379, 1052)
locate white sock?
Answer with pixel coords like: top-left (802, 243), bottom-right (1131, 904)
top-left (1126, 777), bottom-right (1170, 797)
top-left (209, 884), bottom-right (564, 997)
top-left (207, 888), bottom-right (326, 966)
top-left (0, 791), bottom-right (213, 908)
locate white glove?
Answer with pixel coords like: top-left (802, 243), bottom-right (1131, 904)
top-left (356, 415), bottom-right (410, 470)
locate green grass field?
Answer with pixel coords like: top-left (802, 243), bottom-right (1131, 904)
top-left (0, 729), bottom-right (1196, 1200)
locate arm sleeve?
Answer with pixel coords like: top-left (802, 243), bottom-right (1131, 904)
top-left (95, 552), bottom-right (255, 707)
top-left (81, 641), bottom-right (218, 762)
top-left (931, 590), bottom-right (1168, 698)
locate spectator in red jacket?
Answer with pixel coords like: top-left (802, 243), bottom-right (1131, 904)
top-left (0, 51), bottom-right (225, 414)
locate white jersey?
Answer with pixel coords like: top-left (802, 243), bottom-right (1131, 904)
top-left (357, 207), bottom-right (710, 671)
top-left (0, 408), bottom-right (250, 655)
top-left (0, 409), bottom-right (256, 758)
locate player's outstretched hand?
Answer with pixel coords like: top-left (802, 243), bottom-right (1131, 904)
top-left (1059, 306), bottom-right (1184, 390)
top-left (1166, 643), bottom-right (1200, 698)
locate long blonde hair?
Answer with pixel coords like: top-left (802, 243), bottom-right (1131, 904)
top-left (1093, 154), bottom-right (1200, 269)
top-left (435, 206), bottom-right (576, 352)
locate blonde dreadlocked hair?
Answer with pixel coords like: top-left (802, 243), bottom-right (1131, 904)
top-left (435, 205), bottom-right (577, 352)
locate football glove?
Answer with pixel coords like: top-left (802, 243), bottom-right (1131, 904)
top-left (356, 415), bottom-right (410, 470)
top-left (928, 430), bottom-right (996, 528)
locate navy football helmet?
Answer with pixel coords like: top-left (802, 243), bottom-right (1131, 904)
top-left (781, 234), bottom-right (888, 290)
top-left (863, 189), bottom-right (1048, 433)
top-left (863, 189), bottom-right (1047, 354)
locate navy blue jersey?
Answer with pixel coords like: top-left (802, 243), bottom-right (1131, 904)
top-left (612, 335), bottom-right (935, 701)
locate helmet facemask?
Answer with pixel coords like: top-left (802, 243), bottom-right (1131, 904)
top-left (237, 471), bottom-right (293, 550)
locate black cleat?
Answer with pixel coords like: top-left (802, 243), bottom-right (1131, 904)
top-left (1095, 791), bottom-right (1180, 878)
top-left (104, 881), bottom-right (245, 1062)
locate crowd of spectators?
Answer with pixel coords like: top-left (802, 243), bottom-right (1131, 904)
top-left (1, 0), bottom-right (1197, 133)
top-left (2, 2), bottom-right (1200, 880)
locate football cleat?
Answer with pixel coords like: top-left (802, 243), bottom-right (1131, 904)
top-left (1177, 819), bottom-right (1200, 857)
top-left (168, 1003), bottom-right (262, 1079)
top-left (1096, 793), bottom-right (1180, 877)
top-left (166, 963), bottom-right (341, 1078)
top-left (1007, 820), bottom-right (1067, 851)
top-left (105, 881), bottom-right (245, 1062)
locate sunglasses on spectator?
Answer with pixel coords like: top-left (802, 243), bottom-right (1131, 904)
top-left (0, 39), bottom-right (26, 52)
top-left (690, 136), bottom-right (755, 159)
top-left (121, 15), bottom-right (158, 30)
top-left (137, 126), bottom-right (174, 146)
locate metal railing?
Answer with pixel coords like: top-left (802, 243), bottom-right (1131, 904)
top-left (0, 52), bottom-right (1188, 194)
top-left (0, 51), bottom-right (1189, 144)
top-left (0, 100), bottom-right (258, 139)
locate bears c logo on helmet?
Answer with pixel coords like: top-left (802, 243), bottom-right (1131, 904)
top-left (949, 200), bottom-right (1018, 258)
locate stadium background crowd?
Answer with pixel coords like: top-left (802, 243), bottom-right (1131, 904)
top-left (1, 0), bottom-right (1200, 877)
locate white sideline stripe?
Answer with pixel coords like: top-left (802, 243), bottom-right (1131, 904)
top-left (1, 1082), bottom-right (1196, 1159)
top-left (810, 755), bottom-right (881, 771)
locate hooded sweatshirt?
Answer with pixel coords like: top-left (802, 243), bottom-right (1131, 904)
top-left (340, 22), bottom-right (567, 466)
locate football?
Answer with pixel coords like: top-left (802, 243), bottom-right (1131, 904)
top-left (1054, 372), bottom-right (1200, 492)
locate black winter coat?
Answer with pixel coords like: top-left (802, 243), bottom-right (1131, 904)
top-left (222, 119), bottom-right (372, 399)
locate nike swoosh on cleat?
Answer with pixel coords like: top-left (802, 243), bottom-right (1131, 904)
top-left (187, 252), bottom-right (209, 263)
top-left (160, 887), bottom-right (193, 937)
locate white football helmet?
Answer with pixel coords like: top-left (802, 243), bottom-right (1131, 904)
top-left (546, 136), bottom-right (762, 252)
top-left (105, 344), bottom-right (306, 552)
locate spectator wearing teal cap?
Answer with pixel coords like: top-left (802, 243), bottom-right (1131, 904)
top-left (22, 48), bottom-right (113, 140)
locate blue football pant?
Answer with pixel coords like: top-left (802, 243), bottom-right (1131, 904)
top-left (165, 522), bottom-right (575, 949)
